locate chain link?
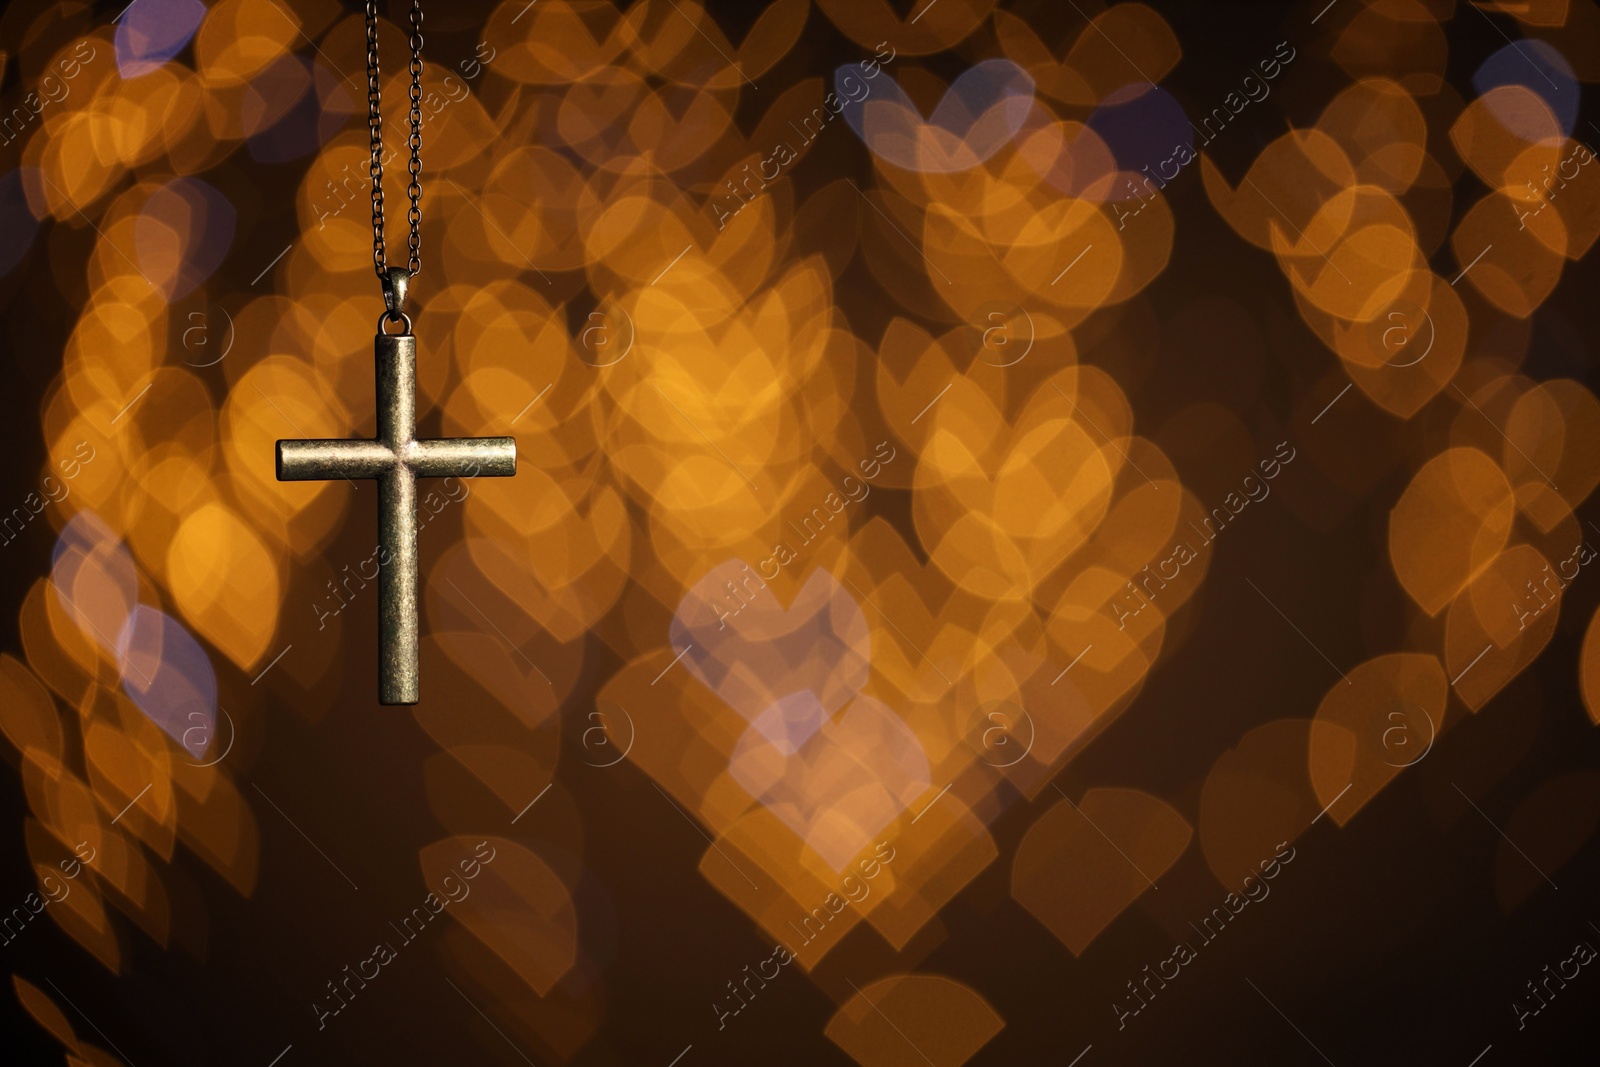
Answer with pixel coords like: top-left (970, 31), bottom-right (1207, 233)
top-left (367, 0), bottom-right (424, 281)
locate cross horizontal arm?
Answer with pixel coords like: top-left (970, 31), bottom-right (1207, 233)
top-left (277, 439), bottom-right (395, 481)
top-left (408, 437), bottom-right (517, 478)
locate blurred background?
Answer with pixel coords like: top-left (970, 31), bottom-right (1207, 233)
top-left (3, 0), bottom-right (1600, 1063)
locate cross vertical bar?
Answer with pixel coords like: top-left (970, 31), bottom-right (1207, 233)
top-left (376, 332), bottom-right (419, 704)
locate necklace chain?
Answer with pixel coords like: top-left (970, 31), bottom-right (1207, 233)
top-left (366, 0), bottom-right (424, 280)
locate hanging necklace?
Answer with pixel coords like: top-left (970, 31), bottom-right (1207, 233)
top-left (275, 0), bottom-right (517, 705)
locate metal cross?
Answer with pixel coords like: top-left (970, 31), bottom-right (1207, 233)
top-left (276, 321), bottom-right (515, 704)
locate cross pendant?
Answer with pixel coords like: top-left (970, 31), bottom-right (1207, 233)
top-left (276, 323), bottom-right (516, 704)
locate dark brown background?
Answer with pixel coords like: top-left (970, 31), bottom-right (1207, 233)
top-left (2, 1), bottom-right (1598, 1063)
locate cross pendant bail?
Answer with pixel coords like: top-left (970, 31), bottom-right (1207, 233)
top-left (276, 325), bottom-right (516, 704)
top-left (382, 266), bottom-right (411, 319)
